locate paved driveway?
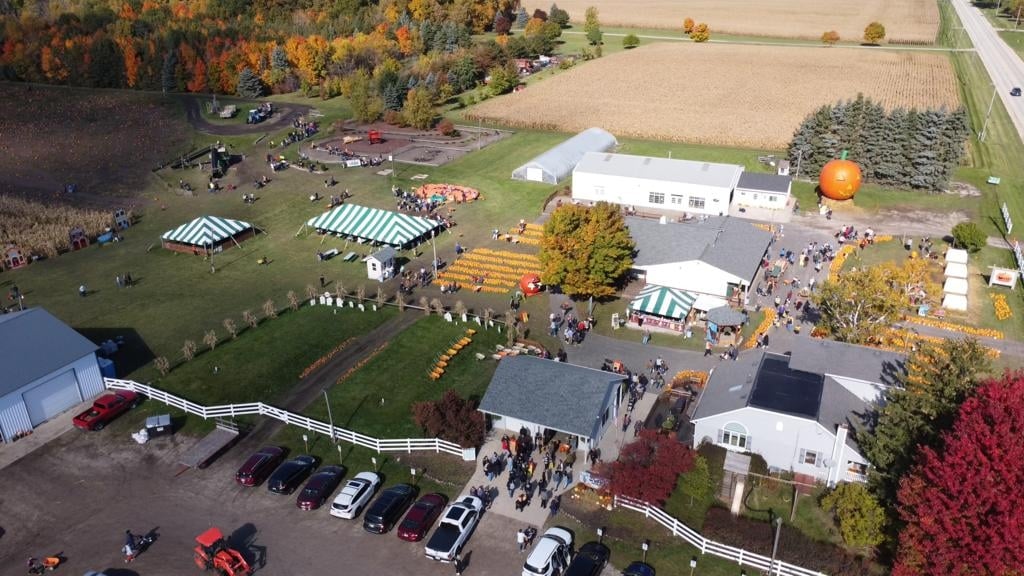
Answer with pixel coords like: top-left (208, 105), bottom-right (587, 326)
top-left (0, 429), bottom-right (524, 576)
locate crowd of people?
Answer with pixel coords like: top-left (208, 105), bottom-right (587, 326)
top-left (549, 304), bottom-right (593, 346)
top-left (472, 428), bottom-right (575, 517)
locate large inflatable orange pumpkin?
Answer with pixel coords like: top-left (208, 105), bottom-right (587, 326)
top-left (520, 273), bottom-right (543, 296)
top-left (819, 153), bottom-right (862, 201)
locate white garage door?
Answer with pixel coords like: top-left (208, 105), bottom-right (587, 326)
top-left (525, 167), bottom-right (545, 182)
top-left (23, 371), bottom-right (82, 426)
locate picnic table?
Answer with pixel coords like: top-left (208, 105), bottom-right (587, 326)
top-left (342, 251), bottom-right (359, 262)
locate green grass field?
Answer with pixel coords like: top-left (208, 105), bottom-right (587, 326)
top-left (303, 315), bottom-right (505, 438)
top-left (152, 305), bottom-right (397, 402)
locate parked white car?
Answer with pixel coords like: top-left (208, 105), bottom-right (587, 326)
top-left (523, 527), bottom-right (574, 576)
top-left (424, 495), bottom-right (483, 562)
top-left (329, 471), bottom-right (381, 519)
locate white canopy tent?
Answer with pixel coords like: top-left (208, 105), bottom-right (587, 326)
top-left (942, 293), bottom-right (968, 311)
top-left (944, 262), bottom-right (968, 279)
top-left (943, 277), bottom-right (969, 295)
top-left (945, 248), bottom-right (969, 265)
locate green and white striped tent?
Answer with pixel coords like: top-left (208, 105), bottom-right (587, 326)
top-left (307, 204), bottom-right (441, 247)
top-left (630, 285), bottom-right (697, 320)
top-left (161, 215), bottom-right (253, 248)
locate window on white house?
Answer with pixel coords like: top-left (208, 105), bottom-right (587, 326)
top-left (847, 461), bottom-right (868, 476)
top-left (649, 192), bottom-right (665, 204)
top-left (670, 194), bottom-right (684, 205)
top-left (768, 195), bottom-right (777, 202)
top-left (800, 449), bottom-right (821, 466)
top-left (720, 422), bottom-right (749, 449)
top-left (688, 196), bottom-right (706, 209)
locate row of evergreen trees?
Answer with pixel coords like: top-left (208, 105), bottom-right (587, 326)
top-left (787, 95), bottom-right (970, 193)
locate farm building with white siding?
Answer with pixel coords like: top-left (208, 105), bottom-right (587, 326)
top-left (732, 172), bottom-right (792, 209)
top-left (0, 308), bottom-right (104, 442)
top-left (572, 152), bottom-right (743, 216)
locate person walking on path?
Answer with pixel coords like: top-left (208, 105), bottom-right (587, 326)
top-left (549, 496), bottom-right (561, 517)
top-left (517, 529), bottom-right (527, 552)
top-left (454, 553), bottom-right (464, 575)
top-left (704, 340), bottom-right (713, 356)
top-left (540, 487), bottom-right (553, 509)
top-left (79, 284), bottom-right (87, 297)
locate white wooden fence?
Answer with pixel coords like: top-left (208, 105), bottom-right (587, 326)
top-left (613, 495), bottom-right (827, 576)
top-left (104, 378), bottom-right (474, 460)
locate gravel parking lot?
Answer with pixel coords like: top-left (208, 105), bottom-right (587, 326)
top-left (0, 430), bottom-right (529, 576)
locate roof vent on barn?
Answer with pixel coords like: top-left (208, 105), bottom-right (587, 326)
top-left (643, 158), bottom-right (652, 165)
top-left (701, 163), bottom-right (710, 171)
top-left (604, 154), bottom-right (613, 161)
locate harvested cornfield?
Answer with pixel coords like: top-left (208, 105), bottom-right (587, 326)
top-left (543, 0), bottom-right (939, 44)
top-left (0, 195), bottom-right (122, 259)
top-left (468, 43), bottom-right (960, 149)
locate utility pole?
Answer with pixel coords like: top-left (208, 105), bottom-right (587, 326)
top-left (980, 84), bottom-right (998, 142)
top-left (769, 516), bottom-right (783, 575)
top-left (1017, 4), bottom-right (1023, 29)
top-left (323, 389), bottom-right (336, 443)
top-left (794, 149), bottom-right (803, 180)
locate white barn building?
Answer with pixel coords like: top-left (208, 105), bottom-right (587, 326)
top-left (732, 172), bottom-right (792, 209)
top-left (627, 216), bottom-right (772, 303)
top-left (572, 152), bottom-right (743, 216)
top-left (692, 339), bottom-right (905, 486)
top-left (0, 308), bottom-right (104, 442)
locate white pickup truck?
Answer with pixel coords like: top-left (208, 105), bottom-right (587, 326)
top-left (424, 495), bottom-right (483, 562)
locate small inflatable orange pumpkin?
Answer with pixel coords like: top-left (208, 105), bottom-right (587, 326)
top-left (819, 154), bottom-right (862, 201)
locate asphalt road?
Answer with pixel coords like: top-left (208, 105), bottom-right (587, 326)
top-left (0, 429), bottom-right (532, 576)
top-left (951, 0), bottom-right (1024, 139)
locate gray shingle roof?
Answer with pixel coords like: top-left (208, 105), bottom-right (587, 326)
top-left (691, 349), bottom-right (764, 421)
top-left (0, 308), bottom-right (98, 397)
top-left (819, 376), bottom-right (871, 452)
top-left (785, 338), bottom-right (905, 386)
top-left (706, 306), bottom-right (746, 326)
top-left (627, 216), bottom-right (772, 282)
top-left (478, 356), bottom-right (624, 439)
top-left (693, 340), bottom-right (901, 452)
top-left (368, 246), bottom-right (396, 262)
top-left (574, 152), bottom-right (743, 189)
top-left (736, 172), bottom-right (792, 194)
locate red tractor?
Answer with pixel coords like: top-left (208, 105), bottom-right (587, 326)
top-left (193, 527), bottom-right (252, 576)
top-left (368, 130), bottom-right (382, 144)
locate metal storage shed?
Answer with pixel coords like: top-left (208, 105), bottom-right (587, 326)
top-left (512, 127), bottom-right (617, 184)
top-left (0, 308), bottom-right (104, 442)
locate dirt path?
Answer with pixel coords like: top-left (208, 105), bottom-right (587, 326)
top-left (791, 206), bottom-right (971, 238)
top-left (181, 95), bottom-right (313, 136)
top-left (239, 311), bottom-right (420, 447)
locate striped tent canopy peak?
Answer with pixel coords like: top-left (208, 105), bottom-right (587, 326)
top-left (630, 284), bottom-right (697, 320)
top-left (307, 204), bottom-right (440, 247)
top-left (161, 215), bottom-right (253, 246)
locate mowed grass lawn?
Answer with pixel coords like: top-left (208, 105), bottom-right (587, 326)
top-left (2, 95), bottom-right (556, 376)
top-left (305, 315), bottom-right (505, 438)
top-left (152, 305), bottom-right (397, 404)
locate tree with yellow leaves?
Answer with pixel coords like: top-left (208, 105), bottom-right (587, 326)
top-left (539, 202), bottom-right (635, 299)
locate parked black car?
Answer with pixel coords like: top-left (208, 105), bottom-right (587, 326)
top-left (267, 455), bottom-right (318, 495)
top-left (363, 483), bottom-right (417, 534)
top-left (565, 541), bottom-right (611, 576)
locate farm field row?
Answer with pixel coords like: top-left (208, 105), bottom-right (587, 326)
top-left (468, 42), bottom-right (960, 149)
top-left (539, 0), bottom-right (940, 44)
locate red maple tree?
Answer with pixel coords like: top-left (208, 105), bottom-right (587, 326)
top-left (603, 429), bottom-right (695, 505)
top-left (894, 373), bottom-right (1024, 576)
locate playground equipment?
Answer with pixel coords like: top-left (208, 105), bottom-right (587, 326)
top-left (69, 227), bottom-right (89, 251)
top-left (193, 527), bottom-right (251, 576)
top-left (3, 245), bottom-right (27, 270)
top-left (114, 208), bottom-right (131, 230)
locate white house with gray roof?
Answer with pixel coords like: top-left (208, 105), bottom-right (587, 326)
top-left (572, 152), bottom-right (743, 216)
top-left (627, 216), bottom-right (772, 302)
top-left (691, 339), bottom-right (905, 486)
top-left (733, 172), bottom-right (792, 210)
top-left (0, 308), bottom-right (104, 442)
top-left (478, 356), bottom-right (626, 451)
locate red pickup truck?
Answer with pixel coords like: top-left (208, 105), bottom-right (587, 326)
top-left (72, 391), bottom-right (141, 431)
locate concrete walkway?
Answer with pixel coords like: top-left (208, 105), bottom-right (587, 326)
top-left (0, 398), bottom-right (87, 471)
